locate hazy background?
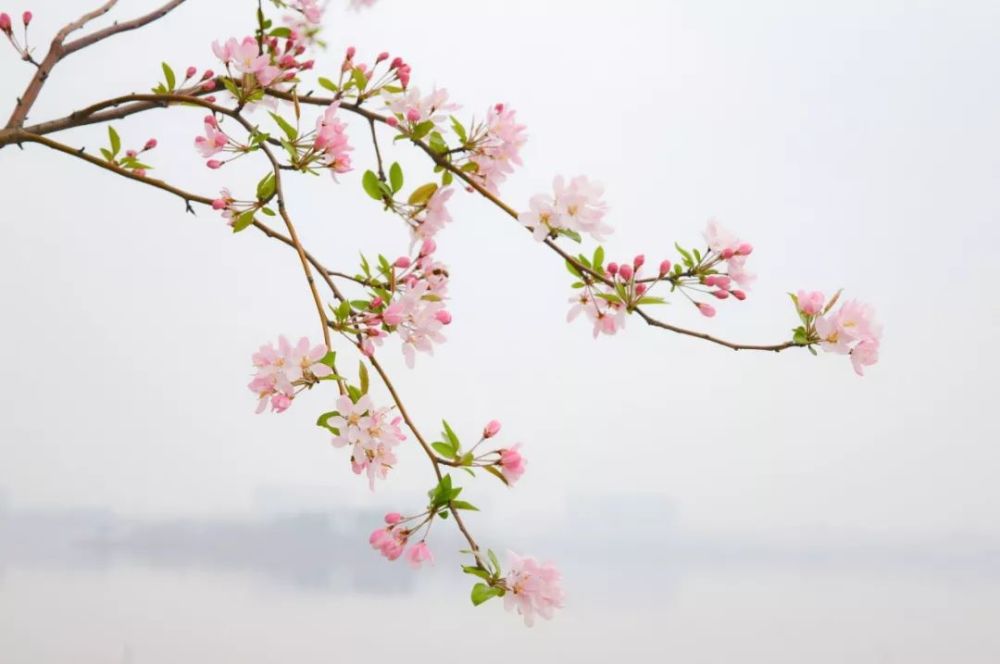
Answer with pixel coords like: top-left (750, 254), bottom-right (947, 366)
top-left (1, 0), bottom-right (998, 661)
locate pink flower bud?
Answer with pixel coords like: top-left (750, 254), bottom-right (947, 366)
top-left (659, 259), bottom-right (671, 276)
top-left (704, 275), bottom-right (718, 287)
top-left (0, 13), bottom-right (11, 33)
top-left (636, 284), bottom-right (648, 295)
top-left (606, 262), bottom-right (618, 276)
top-left (370, 296), bottom-right (383, 308)
top-left (390, 57), bottom-right (403, 69)
top-left (633, 254), bottom-right (645, 269)
top-left (201, 80), bottom-right (217, 91)
top-left (434, 310), bottom-right (452, 325)
top-left (345, 46), bottom-right (356, 59)
top-left (483, 420), bottom-right (501, 439)
top-left (185, 66), bottom-right (197, 79)
top-left (419, 238), bottom-right (436, 257)
top-left (301, 59), bottom-right (314, 70)
top-left (721, 248), bottom-right (735, 260)
top-left (201, 69), bottom-right (214, 80)
top-left (384, 512), bottom-right (403, 525)
top-left (737, 243), bottom-right (753, 256)
top-left (712, 289), bottom-right (730, 299)
top-left (393, 256), bottom-right (411, 269)
top-left (732, 290), bottom-right (747, 301)
top-left (143, 138), bottom-right (157, 151)
top-left (204, 114), bottom-right (218, 127)
top-left (126, 149), bottom-right (138, 158)
top-left (697, 302), bottom-right (716, 317)
top-left (211, 198), bottom-right (227, 210)
top-left (21, 10), bottom-right (30, 26)
top-left (376, 51), bottom-right (389, 63)
top-left (618, 264), bottom-right (633, 281)
top-left (204, 95), bottom-right (217, 103)
top-left (206, 159), bottom-right (223, 169)
top-left (386, 116), bottom-right (398, 127)
top-left (405, 108), bottom-right (421, 123)
top-left (134, 169), bottom-right (147, 178)
top-left (715, 275), bottom-right (732, 289)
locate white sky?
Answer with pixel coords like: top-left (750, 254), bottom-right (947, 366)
top-left (1, 0), bottom-right (998, 545)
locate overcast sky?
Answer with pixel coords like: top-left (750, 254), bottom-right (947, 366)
top-left (1, 0), bottom-right (998, 549)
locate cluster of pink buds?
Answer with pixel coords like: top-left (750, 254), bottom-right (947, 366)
top-left (210, 187), bottom-right (270, 230)
top-left (328, 47), bottom-right (411, 101)
top-left (792, 290), bottom-right (882, 375)
top-left (370, 511), bottom-right (433, 568)
top-left (100, 126), bottom-right (156, 178)
top-left (248, 336), bottom-right (334, 413)
top-left (325, 394), bottom-right (406, 489)
top-left (349, 239), bottom-right (451, 367)
top-left (568, 252), bottom-right (670, 337)
top-left (0, 10), bottom-right (32, 61)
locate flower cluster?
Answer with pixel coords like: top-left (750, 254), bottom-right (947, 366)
top-left (212, 33), bottom-right (314, 105)
top-left (343, 239), bottom-right (451, 367)
top-left (100, 126), bottom-right (157, 178)
top-left (383, 86), bottom-right (458, 131)
top-left (327, 394), bottom-right (406, 489)
top-left (370, 511), bottom-right (434, 568)
top-left (566, 252), bottom-right (672, 337)
top-left (703, 219), bottom-right (756, 291)
top-left (248, 336), bottom-right (333, 413)
top-left (501, 552), bottom-right (565, 627)
top-left (793, 291), bottom-right (882, 375)
top-left (313, 102), bottom-right (353, 176)
top-left (282, 0), bottom-right (325, 48)
top-left (463, 103), bottom-right (528, 193)
top-left (519, 175), bottom-right (611, 242)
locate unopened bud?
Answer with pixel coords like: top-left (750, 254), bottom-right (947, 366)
top-left (697, 302), bottom-right (716, 318)
top-left (732, 290), bottom-right (747, 301)
top-left (384, 512), bottom-right (403, 525)
top-left (659, 259), bottom-right (671, 276)
top-left (420, 238), bottom-right (436, 256)
top-left (483, 420), bottom-right (501, 439)
top-left (737, 242), bottom-right (753, 256)
top-left (143, 138), bottom-right (157, 151)
top-left (0, 13), bottom-right (12, 33)
top-left (393, 256), bottom-right (411, 269)
top-left (712, 289), bottom-right (730, 299)
top-left (606, 262), bottom-right (618, 276)
top-left (618, 264), bottom-right (633, 281)
top-left (376, 51), bottom-right (389, 63)
top-left (21, 10), bottom-right (30, 26)
top-left (185, 66), bottom-right (197, 79)
top-left (633, 254), bottom-right (645, 269)
top-left (206, 159), bottom-right (223, 169)
top-left (405, 108), bottom-right (420, 123)
top-left (434, 310), bottom-right (452, 325)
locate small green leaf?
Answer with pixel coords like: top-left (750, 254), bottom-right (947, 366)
top-left (471, 583), bottom-right (502, 606)
top-left (362, 170), bottom-right (384, 201)
top-left (161, 62), bottom-right (176, 91)
top-left (256, 172), bottom-right (276, 200)
top-left (432, 442), bottom-right (457, 458)
top-left (318, 77), bottom-right (338, 92)
top-left (462, 565), bottom-right (492, 581)
top-left (408, 182), bottom-right (438, 206)
top-left (108, 126), bottom-right (121, 157)
top-left (232, 209), bottom-right (256, 232)
top-left (358, 361), bottom-right (369, 395)
top-left (389, 162), bottom-right (403, 193)
top-left (450, 500), bottom-right (479, 511)
top-left (487, 549), bottom-right (501, 575)
top-left (269, 112), bottom-right (298, 141)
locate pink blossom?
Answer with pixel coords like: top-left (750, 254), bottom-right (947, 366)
top-left (502, 552), bottom-right (564, 627)
top-left (248, 336), bottom-right (330, 413)
top-left (194, 115), bottom-right (228, 158)
top-left (314, 102), bottom-right (353, 176)
top-left (519, 176), bottom-right (610, 242)
top-left (410, 186), bottom-right (454, 239)
top-left (498, 444), bottom-right (526, 485)
top-left (850, 338), bottom-right (880, 376)
top-left (703, 219), bottom-right (740, 254)
top-left (406, 541), bottom-right (433, 569)
top-left (370, 526), bottom-right (407, 561)
top-left (814, 299), bottom-right (882, 375)
top-left (328, 394), bottom-right (406, 489)
top-left (383, 86), bottom-right (458, 129)
top-left (796, 290), bottom-right (825, 316)
top-left (468, 103), bottom-right (528, 193)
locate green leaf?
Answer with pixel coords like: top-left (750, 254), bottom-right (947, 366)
top-left (362, 170), bottom-right (384, 201)
top-left (350, 67), bottom-right (367, 91)
top-left (450, 500), bottom-right (479, 511)
top-left (410, 120), bottom-right (435, 140)
top-left (256, 172), bottom-right (276, 200)
top-left (100, 148), bottom-right (113, 162)
top-left (637, 296), bottom-right (667, 305)
top-left (432, 442), bottom-right (456, 458)
top-left (675, 242), bottom-right (694, 268)
top-left (108, 126), bottom-right (121, 157)
top-left (161, 62), bottom-right (176, 91)
top-left (565, 260), bottom-right (583, 279)
top-left (358, 361), bottom-right (369, 395)
top-left (471, 583), bottom-right (503, 606)
top-left (269, 112), bottom-right (298, 141)
top-left (389, 162), bottom-right (403, 193)
top-left (269, 27), bottom-right (292, 38)
top-left (487, 549), bottom-right (501, 575)
top-left (232, 209), bottom-right (256, 232)
top-left (316, 411), bottom-right (341, 433)
top-left (318, 77), bottom-right (338, 92)
top-left (408, 182), bottom-right (438, 206)
top-left (442, 420), bottom-right (461, 450)
top-left (560, 228), bottom-right (582, 243)
top-left (462, 565), bottom-right (492, 581)
top-left (593, 246), bottom-right (605, 272)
